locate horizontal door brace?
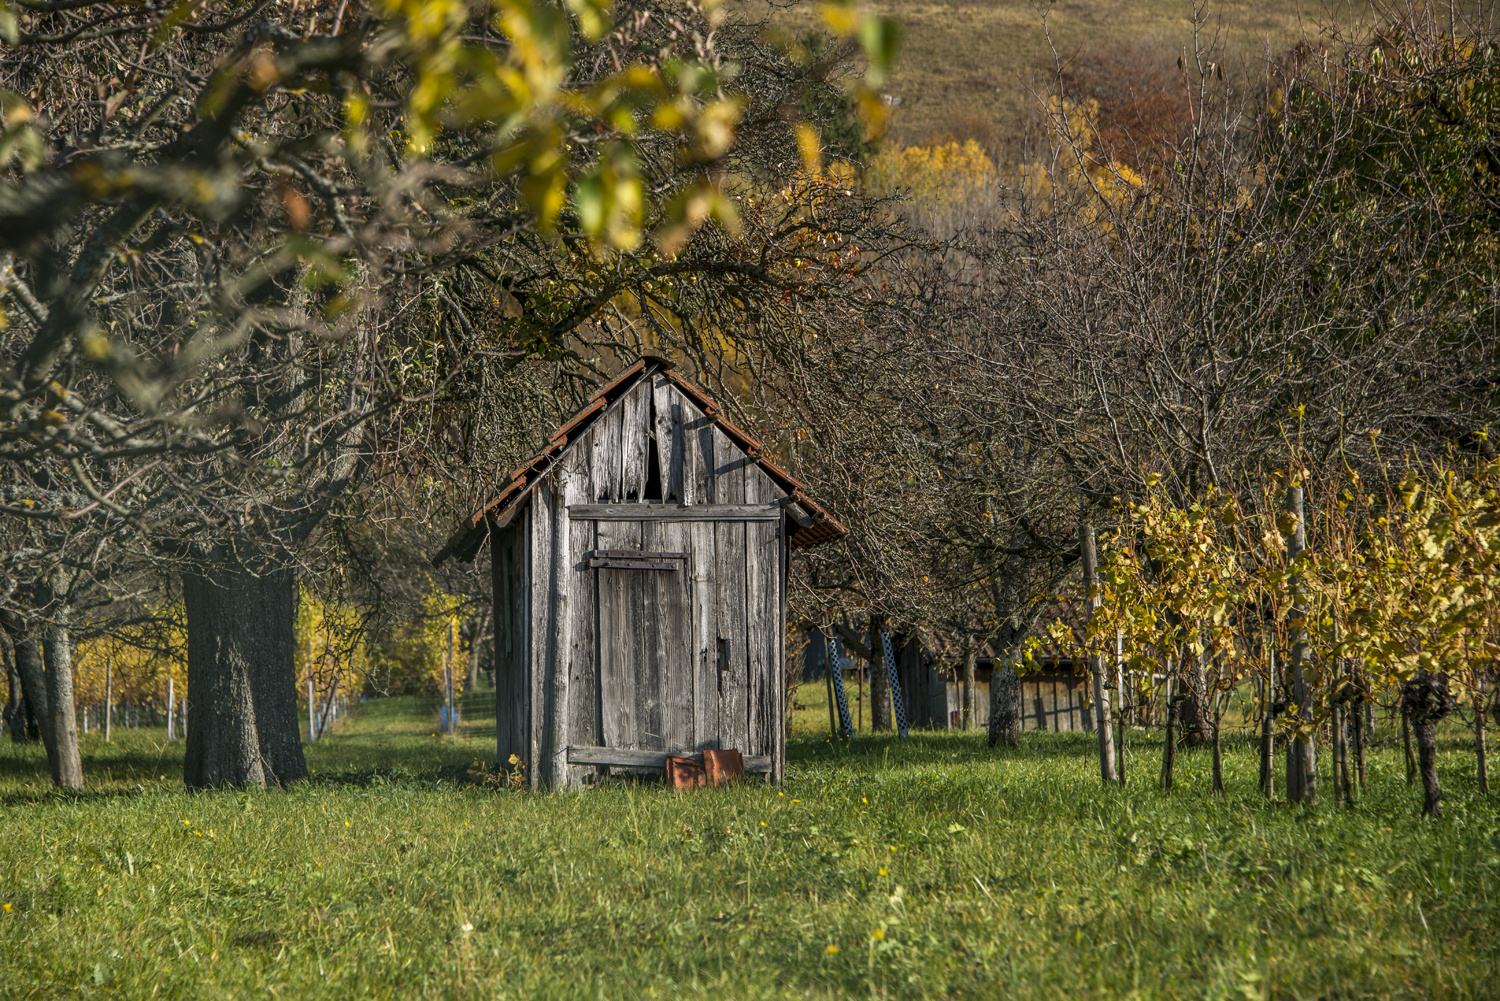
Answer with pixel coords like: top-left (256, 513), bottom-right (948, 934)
top-left (569, 503), bottom-right (781, 522)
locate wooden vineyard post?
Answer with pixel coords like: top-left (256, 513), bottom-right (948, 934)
top-left (1114, 629), bottom-right (1126, 786)
top-left (1283, 484), bottom-right (1316, 805)
top-left (1261, 648), bottom-right (1276, 800)
top-left (103, 654), bottom-right (112, 743)
top-left (1160, 676), bottom-right (1177, 792)
top-left (962, 636), bottom-right (976, 731)
top-left (1081, 524), bottom-right (1117, 783)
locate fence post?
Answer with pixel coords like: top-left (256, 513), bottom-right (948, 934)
top-left (166, 677), bottom-right (175, 740)
top-left (103, 655), bottom-right (112, 743)
top-left (1082, 524), bottom-right (1117, 784)
top-left (307, 677), bottom-right (316, 742)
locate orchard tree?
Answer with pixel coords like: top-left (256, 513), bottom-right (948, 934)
top-left (0, 0), bottom-right (901, 786)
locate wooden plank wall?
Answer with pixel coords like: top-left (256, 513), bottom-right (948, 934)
top-left (943, 669), bottom-right (1090, 731)
top-left (491, 518), bottom-right (529, 773)
top-left (894, 635), bottom-right (930, 728)
top-left (513, 374), bottom-right (787, 787)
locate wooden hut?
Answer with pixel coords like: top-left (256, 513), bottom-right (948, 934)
top-left (433, 357), bottom-right (846, 788)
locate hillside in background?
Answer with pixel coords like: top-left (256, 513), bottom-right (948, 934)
top-left (748, 0), bottom-right (1371, 160)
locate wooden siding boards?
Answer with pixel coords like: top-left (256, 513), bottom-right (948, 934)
top-left (714, 424), bottom-right (749, 755)
top-left (596, 518), bottom-right (643, 751)
top-left (620, 381), bottom-right (650, 501)
top-left (562, 451), bottom-right (597, 788)
top-left (529, 478), bottom-right (553, 787)
top-left (545, 463), bottom-right (574, 788)
top-left (651, 375), bottom-right (685, 502)
top-left (745, 465), bottom-right (771, 758)
top-left (647, 518), bottom-right (694, 752)
top-left (492, 518), bottom-right (529, 771)
top-left (590, 402), bottom-right (622, 503)
top-left (675, 388), bottom-right (720, 750)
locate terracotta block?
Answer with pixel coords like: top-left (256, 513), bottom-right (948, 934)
top-left (703, 749), bottom-right (744, 787)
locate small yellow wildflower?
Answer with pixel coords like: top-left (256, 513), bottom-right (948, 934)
top-left (760, 821), bottom-right (767, 827)
top-left (825, 944), bottom-right (839, 955)
top-left (3, 903), bottom-right (12, 913)
top-left (345, 821), bottom-right (351, 827)
top-left (878, 868), bottom-right (886, 876)
top-left (862, 798), bottom-right (867, 804)
top-left (872, 928), bottom-right (885, 941)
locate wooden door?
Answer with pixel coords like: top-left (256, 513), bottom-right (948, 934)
top-left (594, 519), bottom-right (694, 752)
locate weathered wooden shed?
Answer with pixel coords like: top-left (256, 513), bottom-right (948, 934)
top-left (434, 357), bottom-right (846, 788)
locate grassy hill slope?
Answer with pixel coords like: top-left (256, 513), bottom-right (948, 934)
top-left (749, 0), bottom-right (1377, 159)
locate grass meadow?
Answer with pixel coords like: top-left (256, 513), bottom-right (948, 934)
top-left (1, 685), bottom-right (1497, 999)
top-left (742, 0), bottom-right (1383, 160)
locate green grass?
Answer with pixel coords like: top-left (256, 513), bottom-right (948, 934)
top-left (1, 689), bottom-right (1497, 999)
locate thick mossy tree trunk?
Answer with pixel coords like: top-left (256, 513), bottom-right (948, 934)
top-left (987, 660), bottom-right (1020, 747)
top-left (868, 615), bottom-right (891, 732)
top-left (183, 551), bottom-right (307, 789)
top-left (1403, 672), bottom-right (1454, 818)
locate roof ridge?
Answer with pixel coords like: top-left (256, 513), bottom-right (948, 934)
top-left (432, 357), bottom-right (845, 565)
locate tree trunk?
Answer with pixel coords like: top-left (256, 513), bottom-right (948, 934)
top-left (1414, 715), bottom-right (1442, 817)
top-left (14, 632), bottom-right (53, 756)
top-left (1260, 651), bottom-right (1275, 799)
top-left (39, 575), bottom-right (83, 789)
top-left (1403, 673), bottom-right (1453, 818)
top-left (1081, 524), bottom-right (1117, 783)
top-left (1, 626), bottom-right (26, 743)
top-left (1475, 690), bottom-right (1488, 796)
top-left (1179, 645), bottom-right (1210, 748)
top-left (183, 551), bottom-right (307, 789)
top-left (1211, 713), bottom-right (1224, 797)
top-left (1401, 697), bottom-right (1417, 785)
top-left (1160, 687), bottom-right (1178, 792)
top-left (961, 637), bottom-right (976, 731)
top-left (1352, 690), bottom-right (1367, 793)
top-left (988, 660), bottom-right (1020, 747)
top-left (868, 616), bottom-right (891, 732)
top-left (1344, 705), bottom-right (1356, 804)
top-left (1284, 485), bottom-right (1316, 804)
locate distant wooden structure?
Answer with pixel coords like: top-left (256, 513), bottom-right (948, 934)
top-left (801, 627), bottom-right (1092, 732)
top-left (434, 357), bottom-right (846, 788)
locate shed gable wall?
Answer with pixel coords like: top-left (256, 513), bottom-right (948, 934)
top-left (494, 374), bottom-right (788, 787)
